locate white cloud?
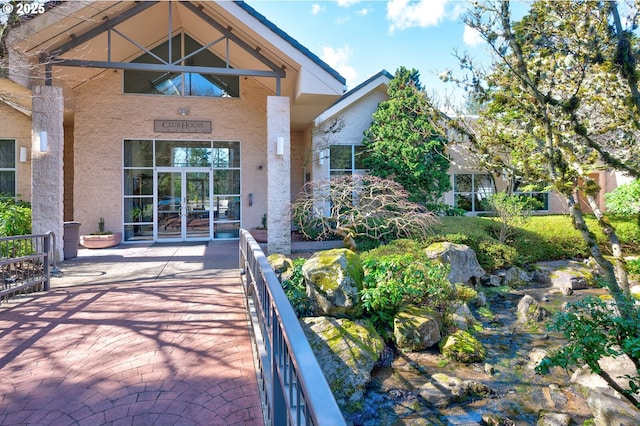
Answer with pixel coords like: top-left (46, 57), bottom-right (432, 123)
top-left (321, 45), bottom-right (358, 86)
top-left (336, 0), bottom-right (361, 6)
top-left (311, 4), bottom-right (325, 15)
top-left (463, 25), bottom-right (483, 47)
top-left (386, 0), bottom-right (449, 32)
top-left (357, 7), bottom-right (372, 16)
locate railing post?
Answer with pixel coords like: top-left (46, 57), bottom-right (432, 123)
top-left (43, 233), bottom-right (51, 291)
top-left (271, 312), bottom-right (287, 425)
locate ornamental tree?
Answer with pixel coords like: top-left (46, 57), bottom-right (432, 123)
top-left (437, 0), bottom-right (640, 295)
top-left (362, 67), bottom-right (450, 207)
top-left (291, 175), bottom-right (438, 250)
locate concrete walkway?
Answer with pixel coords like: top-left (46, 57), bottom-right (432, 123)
top-left (0, 241), bottom-right (264, 425)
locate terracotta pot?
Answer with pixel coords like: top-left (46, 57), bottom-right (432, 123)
top-left (80, 232), bottom-right (122, 249)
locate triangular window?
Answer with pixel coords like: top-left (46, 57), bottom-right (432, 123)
top-left (124, 34), bottom-right (239, 97)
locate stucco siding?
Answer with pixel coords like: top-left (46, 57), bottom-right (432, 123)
top-left (72, 70), bottom-right (270, 236)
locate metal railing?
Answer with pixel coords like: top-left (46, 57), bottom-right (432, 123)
top-left (0, 233), bottom-right (52, 302)
top-left (239, 229), bottom-right (346, 426)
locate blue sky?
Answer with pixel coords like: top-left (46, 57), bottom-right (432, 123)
top-left (246, 0), bottom-right (488, 105)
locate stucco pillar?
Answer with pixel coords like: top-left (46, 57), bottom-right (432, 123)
top-left (31, 85), bottom-right (64, 262)
top-left (267, 96), bottom-right (291, 254)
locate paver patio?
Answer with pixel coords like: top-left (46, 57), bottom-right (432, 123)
top-left (0, 242), bottom-right (264, 425)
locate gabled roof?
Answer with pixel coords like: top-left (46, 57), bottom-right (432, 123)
top-left (234, 1), bottom-right (345, 86)
top-left (314, 70), bottom-right (392, 125)
top-left (0, 78), bottom-right (32, 116)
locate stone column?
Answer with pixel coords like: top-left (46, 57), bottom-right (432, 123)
top-left (31, 86), bottom-right (64, 262)
top-left (267, 96), bottom-right (291, 254)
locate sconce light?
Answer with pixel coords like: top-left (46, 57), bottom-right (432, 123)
top-left (248, 193), bottom-right (253, 206)
top-left (19, 147), bottom-right (28, 163)
top-left (38, 131), bottom-right (48, 152)
top-left (318, 150), bottom-right (325, 165)
top-left (178, 108), bottom-right (189, 116)
top-left (276, 136), bottom-right (284, 156)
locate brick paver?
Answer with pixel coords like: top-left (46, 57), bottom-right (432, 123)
top-left (0, 276), bottom-right (264, 425)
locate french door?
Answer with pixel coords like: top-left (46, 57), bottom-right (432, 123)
top-left (156, 168), bottom-right (211, 241)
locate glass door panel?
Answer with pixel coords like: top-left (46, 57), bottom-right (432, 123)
top-left (157, 171), bottom-right (183, 240)
top-left (186, 171), bottom-right (211, 239)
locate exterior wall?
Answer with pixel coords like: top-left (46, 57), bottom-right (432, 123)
top-left (290, 131), bottom-right (306, 199)
top-left (0, 103), bottom-right (32, 202)
top-left (72, 69), bottom-right (270, 236)
top-left (311, 89), bottom-right (386, 181)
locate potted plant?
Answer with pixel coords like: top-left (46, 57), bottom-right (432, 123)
top-left (80, 217), bottom-right (122, 249)
top-left (249, 213), bottom-right (268, 242)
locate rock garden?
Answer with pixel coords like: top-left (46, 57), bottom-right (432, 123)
top-left (269, 215), bottom-right (640, 425)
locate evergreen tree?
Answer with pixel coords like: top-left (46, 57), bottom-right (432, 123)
top-left (362, 67), bottom-right (450, 206)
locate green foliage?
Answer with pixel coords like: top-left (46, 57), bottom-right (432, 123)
top-left (281, 258), bottom-right (313, 317)
top-left (605, 180), bottom-right (640, 216)
top-left (0, 195), bottom-right (31, 237)
top-left (359, 252), bottom-right (452, 330)
top-left (536, 294), bottom-right (640, 407)
top-left (362, 67), bottom-right (450, 205)
top-left (488, 191), bottom-right (539, 243)
top-left (428, 215), bottom-right (640, 272)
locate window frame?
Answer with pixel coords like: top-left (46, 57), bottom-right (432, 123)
top-left (453, 173), bottom-right (495, 213)
top-left (328, 144), bottom-right (368, 178)
top-left (0, 139), bottom-right (17, 197)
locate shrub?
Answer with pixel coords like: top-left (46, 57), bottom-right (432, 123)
top-left (359, 252), bottom-right (452, 330)
top-left (280, 258), bottom-right (313, 317)
top-left (0, 195), bottom-right (31, 237)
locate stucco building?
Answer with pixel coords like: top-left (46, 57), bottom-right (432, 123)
top-left (1, 1), bottom-right (345, 259)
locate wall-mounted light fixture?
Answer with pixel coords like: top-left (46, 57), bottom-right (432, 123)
top-left (38, 131), bottom-right (48, 152)
top-left (19, 147), bottom-right (28, 163)
top-left (178, 108), bottom-right (190, 116)
top-left (318, 150), bottom-right (325, 165)
top-left (248, 193), bottom-right (253, 207)
top-left (276, 136), bottom-right (284, 156)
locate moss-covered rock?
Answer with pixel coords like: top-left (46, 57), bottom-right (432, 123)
top-left (267, 253), bottom-right (293, 282)
top-left (439, 330), bottom-right (486, 363)
top-left (302, 249), bottom-right (363, 317)
top-left (393, 305), bottom-right (442, 351)
top-left (300, 316), bottom-right (385, 415)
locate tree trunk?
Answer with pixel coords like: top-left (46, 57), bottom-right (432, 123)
top-left (585, 193), bottom-right (630, 294)
top-left (566, 193), bottom-right (620, 293)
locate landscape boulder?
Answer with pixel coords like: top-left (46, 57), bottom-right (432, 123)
top-left (267, 253), bottom-right (293, 283)
top-left (300, 316), bottom-right (385, 414)
top-left (535, 260), bottom-right (597, 295)
top-left (516, 294), bottom-right (548, 325)
top-left (439, 330), bottom-right (486, 363)
top-left (302, 248), bottom-right (363, 317)
top-left (502, 266), bottom-right (533, 288)
top-left (393, 305), bottom-right (441, 351)
top-left (425, 242), bottom-right (486, 286)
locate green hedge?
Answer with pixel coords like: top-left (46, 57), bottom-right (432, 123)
top-left (424, 215), bottom-right (640, 272)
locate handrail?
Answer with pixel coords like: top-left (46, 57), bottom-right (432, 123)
top-left (239, 229), bottom-right (346, 426)
top-left (0, 233), bottom-right (51, 301)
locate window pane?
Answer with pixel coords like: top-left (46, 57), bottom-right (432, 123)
top-left (454, 174), bottom-right (472, 192)
top-left (475, 174), bottom-right (494, 195)
top-left (124, 34), bottom-right (239, 98)
top-left (213, 196), bottom-right (241, 221)
top-left (330, 145), bottom-right (352, 170)
top-left (0, 140), bottom-right (14, 168)
top-left (156, 141), bottom-right (212, 167)
top-left (124, 197), bottom-right (154, 222)
top-left (454, 194), bottom-right (472, 211)
top-left (354, 145), bottom-right (369, 170)
top-left (214, 170), bottom-right (240, 194)
top-left (124, 140), bottom-right (153, 167)
top-left (124, 169), bottom-right (154, 196)
top-left (212, 142), bottom-right (240, 168)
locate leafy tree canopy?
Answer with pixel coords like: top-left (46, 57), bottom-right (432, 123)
top-left (362, 67), bottom-right (450, 206)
